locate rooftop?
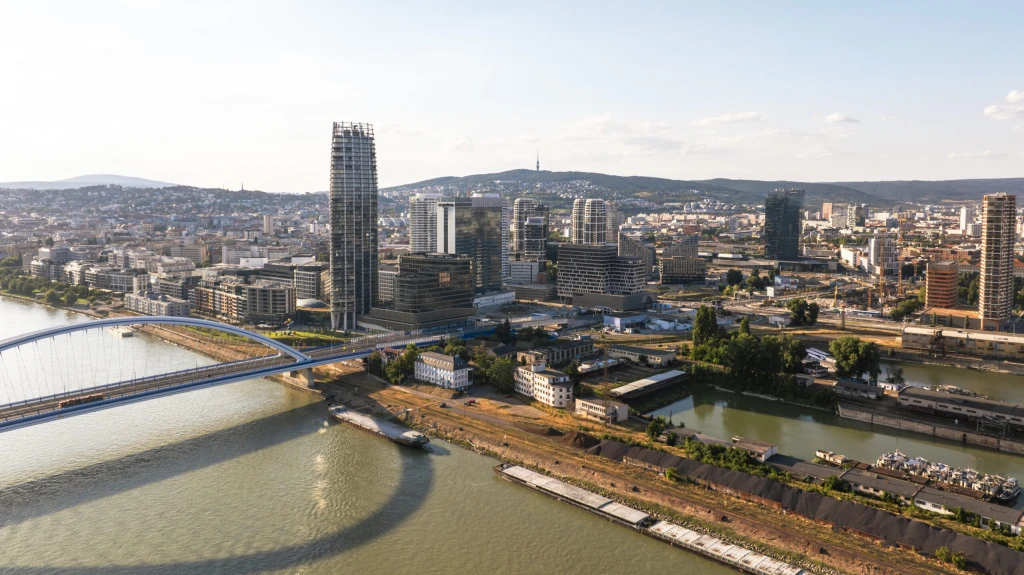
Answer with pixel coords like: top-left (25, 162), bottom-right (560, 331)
top-left (915, 486), bottom-right (1024, 525)
top-left (899, 386), bottom-right (1024, 417)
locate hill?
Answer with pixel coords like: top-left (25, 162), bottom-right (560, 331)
top-left (0, 174), bottom-right (177, 190)
top-left (830, 178), bottom-right (1024, 202)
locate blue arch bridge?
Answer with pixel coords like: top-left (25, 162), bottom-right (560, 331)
top-left (0, 316), bottom-right (508, 433)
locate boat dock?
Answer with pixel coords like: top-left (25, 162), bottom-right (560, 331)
top-left (494, 463), bottom-right (805, 575)
top-left (328, 405), bottom-right (429, 448)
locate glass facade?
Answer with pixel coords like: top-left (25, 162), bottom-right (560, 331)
top-left (763, 188), bottom-right (805, 261)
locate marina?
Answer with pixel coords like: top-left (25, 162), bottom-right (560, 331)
top-left (327, 405), bottom-right (429, 447)
top-left (495, 463), bottom-right (806, 575)
top-left (875, 450), bottom-right (1020, 503)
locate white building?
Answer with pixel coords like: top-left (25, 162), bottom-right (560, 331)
top-left (414, 351), bottom-right (472, 391)
top-left (575, 398), bottom-right (628, 423)
top-left (514, 353), bottom-right (573, 408)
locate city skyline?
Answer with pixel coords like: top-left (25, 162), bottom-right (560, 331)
top-left (2, 2), bottom-right (1023, 192)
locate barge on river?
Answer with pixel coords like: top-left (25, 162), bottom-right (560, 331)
top-left (328, 405), bottom-right (429, 448)
top-left (494, 463), bottom-right (804, 575)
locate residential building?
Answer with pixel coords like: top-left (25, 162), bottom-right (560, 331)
top-left (960, 206), bottom-right (976, 233)
top-left (263, 215), bottom-right (274, 236)
top-left (618, 232), bottom-right (657, 279)
top-left (570, 198), bottom-right (607, 245)
top-left (514, 352), bottom-right (573, 408)
top-left (763, 189), bottom-right (805, 260)
top-left (157, 275), bottom-right (201, 301)
top-left (437, 195), bottom-right (504, 293)
top-left (191, 277), bottom-right (295, 324)
top-left (169, 244), bottom-right (208, 265)
top-left (660, 256), bottom-right (707, 284)
top-left (867, 234), bottom-right (898, 276)
top-left (414, 351), bottom-right (472, 391)
top-left (408, 192), bottom-right (444, 253)
top-left (36, 246), bottom-right (73, 263)
top-left (979, 193), bottom-right (1016, 326)
top-left (124, 291), bottom-right (191, 316)
top-left (329, 121), bottom-right (378, 330)
top-left (925, 261), bottom-right (959, 309)
top-left (575, 398), bottom-right (628, 423)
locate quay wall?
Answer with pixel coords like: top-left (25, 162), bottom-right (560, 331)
top-left (838, 404), bottom-right (1024, 455)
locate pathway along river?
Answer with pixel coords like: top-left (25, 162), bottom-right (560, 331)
top-left (651, 359), bottom-right (1024, 511)
top-left (0, 298), bottom-right (737, 575)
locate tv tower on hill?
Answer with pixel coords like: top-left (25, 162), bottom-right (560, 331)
top-left (536, 150), bottom-right (540, 171)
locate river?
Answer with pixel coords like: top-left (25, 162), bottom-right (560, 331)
top-left (0, 297), bottom-right (736, 574)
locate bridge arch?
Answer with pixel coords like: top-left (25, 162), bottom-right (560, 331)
top-left (0, 316), bottom-right (311, 362)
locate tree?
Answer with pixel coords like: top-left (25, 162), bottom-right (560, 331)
top-left (637, 354), bottom-right (649, 366)
top-left (738, 316), bottom-right (751, 335)
top-left (726, 269), bottom-right (744, 286)
top-left (487, 357), bottom-right (516, 394)
top-left (787, 298), bottom-right (809, 326)
top-left (693, 305), bottom-right (718, 346)
top-left (495, 318), bottom-right (512, 344)
top-left (829, 336), bottom-right (881, 381)
top-left (64, 291), bottom-right (77, 306)
top-left (565, 359), bottom-right (584, 397)
top-left (646, 416), bottom-right (667, 441)
top-left (44, 289), bottom-right (60, 304)
top-left (367, 351), bottom-right (383, 377)
top-left (822, 475), bottom-right (849, 492)
top-left (885, 366), bottom-right (905, 385)
top-left (807, 302), bottom-right (820, 325)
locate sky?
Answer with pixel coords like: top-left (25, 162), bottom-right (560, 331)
top-left (1, 1), bottom-right (1022, 191)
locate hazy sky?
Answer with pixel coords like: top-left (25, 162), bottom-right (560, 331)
top-left (2, 1), bottom-right (1022, 191)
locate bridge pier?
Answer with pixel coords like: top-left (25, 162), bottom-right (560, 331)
top-left (287, 368), bottom-right (317, 388)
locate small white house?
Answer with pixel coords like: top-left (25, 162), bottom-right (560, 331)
top-left (414, 352), bottom-right (472, 391)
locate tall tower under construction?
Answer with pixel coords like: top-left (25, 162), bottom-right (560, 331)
top-left (329, 122), bottom-right (378, 331)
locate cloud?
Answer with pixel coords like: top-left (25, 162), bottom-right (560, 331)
top-left (690, 112), bottom-right (764, 126)
top-left (824, 113), bottom-right (859, 124)
top-left (443, 135), bottom-right (475, 152)
top-left (983, 91), bottom-right (1024, 120)
top-left (947, 150), bottom-right (1006, 159)
top-left (1014, 124), bottom-right (1023, 133)
top-left (880, 116), bottom-right (896, 122)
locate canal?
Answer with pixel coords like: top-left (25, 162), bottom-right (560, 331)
top-left (0, 297), bottom-right (736, 574)
top-left (650, 360), bottom-right (1024, 510)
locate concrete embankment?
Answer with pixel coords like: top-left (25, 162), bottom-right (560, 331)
top-left (838, 403), bottom-right (1024, 455)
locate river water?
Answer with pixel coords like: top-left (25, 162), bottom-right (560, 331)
top-left (0, 297), bottom-right (736, 574)
top-left (650, 361), bottom-right (1024, 510)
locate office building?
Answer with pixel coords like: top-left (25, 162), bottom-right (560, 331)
top-left (925, 261), bottom-right (959, 309)
top-left (437, 195), bottom-right (503, 293)
top-left (763, 189), bottom-right (805, 260)
top-left (263, 215), bottom-right (274, 236)
top-left (659, 256), bottom-right (707, 284)
top-left (979, 193), bottom-right (1016, 326)
top-left (512, 198), bottom-right (549, 260)
top-left (618, 232), bottom-right (657, 279)
top-left (571, 198), bottom-right (607, 245)
top-left (557, 243), bottom-right (647, 310)
top-left (294, 262), bottom-right (330, 302)
top-left (365, 253), bottom-right (476, 331)
top-left (409, 193), bottom-right (444, 253)
top-left (329, 122), bottom-right (378, 330)
top-left (377, 264), bottom-right (399, 304)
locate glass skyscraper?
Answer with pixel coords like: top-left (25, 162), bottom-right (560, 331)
top-left (329, 122), bottom-right (378, 331)
top-left (763, 189), bottom-right (805, 261)
top-left (437, 195), bottom-right (504, 293)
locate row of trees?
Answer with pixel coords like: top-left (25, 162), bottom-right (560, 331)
top-left (0, 259), bottom-right (107, 306)
top-left (786, 298), bottom-right (820, 326)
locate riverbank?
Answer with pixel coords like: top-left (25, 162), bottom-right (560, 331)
top-left (321, 373), bottom-right (965, 575)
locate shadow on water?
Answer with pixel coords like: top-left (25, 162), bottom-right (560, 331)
top-left (1, 403), bottom-right (437, 574)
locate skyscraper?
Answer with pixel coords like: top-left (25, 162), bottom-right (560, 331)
top-left (437, 195), bottom-right (504, 293)
top-left (979, 193), bottom-right (1016, 326)
top-left (329, 122), bottom-right (378, 331)
top-left (960, 206), bottom-right (976, 235)
top-left (571, 198), bottom-right (608, 245)
top-left (409, 193), bottom-right (444, 253)
top-left (512, 198), bottom-right (549, 259)
top-left (763, 189), bottom-right (805, 261)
